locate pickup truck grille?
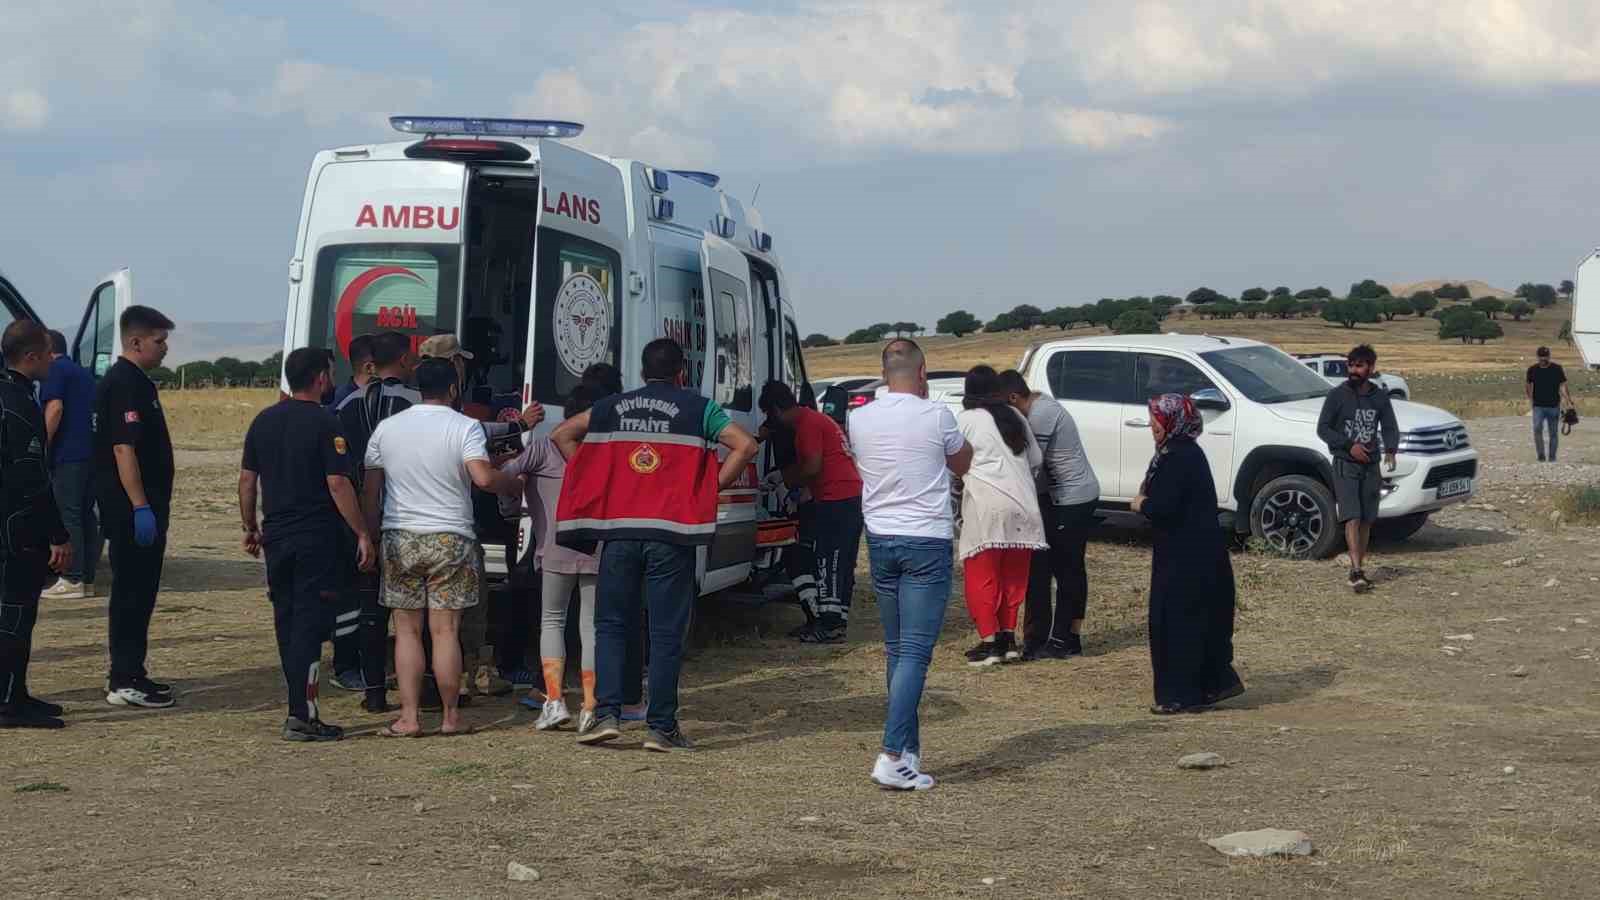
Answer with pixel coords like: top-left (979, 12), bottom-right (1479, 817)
top-left (1422, 460), bottom-right (1477, 488)
top-left (1398, 424), bottom-right (1470, 455)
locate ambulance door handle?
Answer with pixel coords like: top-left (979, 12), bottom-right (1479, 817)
top-left (1124, 418), bottom-right (1148, 428)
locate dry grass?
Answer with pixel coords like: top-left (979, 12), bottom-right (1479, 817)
top-left (1556, 485), bottom-right (1600, 525)
top-left (162, 387), bottom-right (278, 450)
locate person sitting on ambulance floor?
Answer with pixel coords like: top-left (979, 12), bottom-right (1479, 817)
top-left (499, 383), bottom-right (603, 733)
top-left (40, 329), bottom-right (101, 601)
top-left (334, 331), bottom-right (420, 707)
top-left (554, 338), bottom-right (759, 752)
top-left (757, 381), bottom-right (863, 644)
top-left (0, 322), bottom-right (75, 729)
top-left (418, 333), bottom-right (544, 699)
top-left (239, 348), bottom-right (376, 742)
top-left (362, 358), bottom-right (524, 738)
top-left (329, 334), bottom-right (376, 409)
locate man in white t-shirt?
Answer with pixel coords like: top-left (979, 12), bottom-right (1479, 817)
top-left (361, 358), bottom-right (522, 737)
top-left (848, 338), bottom-right (972, 791)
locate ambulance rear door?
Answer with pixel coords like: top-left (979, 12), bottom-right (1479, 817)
top-left (71, 268), bottom-right (134, 378)
top-left (701, 234), bottom-right (758, 592)
top-left (520, 138), bottom-right (627, 420)
top-left (1574, 249), bottom-right (1600, 368)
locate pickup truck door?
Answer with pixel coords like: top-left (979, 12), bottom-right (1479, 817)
top-left (1121, 353), bottom-right (1237, 505)
top-left (72, 269), bottom-right (134, 378)
top-left (1031, 348), bottom-right (1130, 499)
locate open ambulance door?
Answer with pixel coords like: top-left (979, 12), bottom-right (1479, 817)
top-left (700, 234), bottom-right (759, 594)
top-left (1573, 249), bottom-right (1600, 369)
top-left (71, 268), bottom-right (134, 379)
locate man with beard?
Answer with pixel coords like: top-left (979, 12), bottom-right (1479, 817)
top-left (1316, 344), bottom-right (1398, 593)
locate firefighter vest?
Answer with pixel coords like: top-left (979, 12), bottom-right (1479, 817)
top-left (556, 382), bottom-right (720, 548)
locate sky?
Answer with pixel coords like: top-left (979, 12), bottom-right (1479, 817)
top-left (5, 0), bottom-right (1600, 338)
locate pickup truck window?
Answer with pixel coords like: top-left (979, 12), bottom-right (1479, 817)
top-left (1201, 345), bottom-right (1331, 404)
top-left (1046, 350), bottom-right (1134, 403)
top-left (1137, 354), bottom-right (1216, 400)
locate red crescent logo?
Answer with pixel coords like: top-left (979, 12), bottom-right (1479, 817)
top-left (333, 266), bottom-right (424, 358)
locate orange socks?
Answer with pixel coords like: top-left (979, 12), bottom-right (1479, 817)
top-left (580, 670), bottom-right (596, 712)
top-left (540, 658), bottom-right (564, 703)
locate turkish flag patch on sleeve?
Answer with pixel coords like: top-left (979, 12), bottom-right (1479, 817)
top-left (124, 410), bottom-right (141, 424)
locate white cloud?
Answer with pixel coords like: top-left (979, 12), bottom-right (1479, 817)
top-left (3, 89), bottom-right (49, 131)
top-left (259, 61), bottom-right (436, 128)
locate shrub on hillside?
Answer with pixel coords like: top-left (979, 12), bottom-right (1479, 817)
top-left (1111, 310), bottom-right (1161, 335)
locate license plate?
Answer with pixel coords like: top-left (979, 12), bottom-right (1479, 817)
top-left (1437, 477), bottom-right (1472, 498)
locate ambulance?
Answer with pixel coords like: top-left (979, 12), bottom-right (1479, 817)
top-left (278, 116), bottom-right (812, 594)
top-left (1573, 248), bottom-right (1600, 368)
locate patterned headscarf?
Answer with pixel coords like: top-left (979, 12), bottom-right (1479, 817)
top-left (1141, 393), bottom-right (1204, 493)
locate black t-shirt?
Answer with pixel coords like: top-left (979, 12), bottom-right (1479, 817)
top-left (241, 399), bottom-right (352, 542)
top-left (1527, 362), bottom-right (1567, 407)
top-left (94, 357), bottom-right (175, 523)
top-left (335, 377), bottom-right (418, 491)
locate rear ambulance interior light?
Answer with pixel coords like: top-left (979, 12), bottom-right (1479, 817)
top-left (390, 116), bottom-right (584, 138)
top-left (671, 170), bottom-right (721, 188)
top-left (649, 196), bottom-right (675, 221)
top-left (404, 139), bottom-right (532, 162)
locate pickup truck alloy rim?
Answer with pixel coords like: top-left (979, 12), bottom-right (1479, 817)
top-left (1259, 488), bottom-right (1323, 557)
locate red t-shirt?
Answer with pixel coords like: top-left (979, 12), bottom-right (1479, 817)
top-left (792, 407), bottom-right (863, 502)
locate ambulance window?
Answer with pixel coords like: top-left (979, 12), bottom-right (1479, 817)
top-left (709, 269), bottom-right (752, 412)
top-left (532, 227), bottom-right (621, 405)
top-left (72, 281), bottom-right (117, 377)
top-left (308, 244), bottom-right (460, 384)
top-left (782, 317), bottom-right (805, 394)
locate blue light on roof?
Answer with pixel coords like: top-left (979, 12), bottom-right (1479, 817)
top-left (670, 170), bottom-right (721, 188)
top-left (390, 117), bottom-right (584, 138)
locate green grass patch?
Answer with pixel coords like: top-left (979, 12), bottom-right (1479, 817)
top-left (1556, 485), bottom-right (1600, 526)
top-left (432, 763), bottom-right (490, 779)
top-left (15, 781), bottom-right (68, 794)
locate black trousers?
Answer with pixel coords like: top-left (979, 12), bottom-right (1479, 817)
top-left (347, 572), bottom-right (388, 695)
top-left (107, 526), bottom-right (167, 687)
top-left (265, 533), bottom-right (340, 721)
top-left (811, 497), bottom-right (864, 625)
top-left (1024, 499), bottom-right (1096, 649)
top-left (495, 558), bottom-right (536, 672)
top-left (0, 552), bottom-right (50, 707)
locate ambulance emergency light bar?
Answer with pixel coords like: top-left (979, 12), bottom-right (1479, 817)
top-left (390, 116), bottom-right (584, 139)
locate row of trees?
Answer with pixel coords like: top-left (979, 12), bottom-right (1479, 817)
top-left (802, 278), bottom-right (1574, 346)
top-left (150, 351), bottom-right (283, 388)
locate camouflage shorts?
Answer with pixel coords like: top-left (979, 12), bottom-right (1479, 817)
top-left (380, 531), bottom-right (481, 611)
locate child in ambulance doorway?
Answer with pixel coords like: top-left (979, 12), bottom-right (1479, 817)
top-left (499, 383), bottom-right (604, 733)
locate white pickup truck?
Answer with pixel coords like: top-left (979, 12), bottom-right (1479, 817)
top-left (1017, 334), bottom-right (1477, 558)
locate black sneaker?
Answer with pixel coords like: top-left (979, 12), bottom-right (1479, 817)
top-left (1350, 570), bottom-right (1373, 594)
top-left (1062, 633), bottom-right (1083, 657)
top-left (331, 670), bottom-right (368, 692)
top-left (643, 727), bottom-right (695, 753)
top-left (140, 677), bottom-right (173, 694)
top-left (997, 632), bottom-right (1021, 663)
top-left (577, 714), bottom-right (621, 745)
top-left (1025, 640), bottom-right (1071, 662)
top-left (0, 705), bottom-right (65, 729)
top-left (21, 695), bottom-right (64, 718)
top-left (965, 641), bottom-right (1002, 668)
top-left (797, 623), bottom-right (846, 644)
top-left (282, 717), bottom-right (344, 743)
top-left (106, 682), bottom-right (175, 709)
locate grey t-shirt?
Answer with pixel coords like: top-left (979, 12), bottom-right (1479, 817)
top-left (1026, 394), bottom-right (1100, 506)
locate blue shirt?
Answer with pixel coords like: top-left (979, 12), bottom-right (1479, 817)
top-left (40, 356), bottom-right (96, 465)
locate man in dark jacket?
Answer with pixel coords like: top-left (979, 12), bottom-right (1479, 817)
top-left (1316, 344), bottom-right (1398, 593)
top-left (0, 321), bottom-right (73, 728)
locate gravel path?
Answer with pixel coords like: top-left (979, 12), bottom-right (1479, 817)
top-left (1464, 415), bottom-right (1599, 488)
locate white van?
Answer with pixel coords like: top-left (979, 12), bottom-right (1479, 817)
top-left (278, 117), bottom-right (812, 593)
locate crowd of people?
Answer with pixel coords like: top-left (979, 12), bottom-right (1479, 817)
top-left (5, 312), bottom-right (1470, 790)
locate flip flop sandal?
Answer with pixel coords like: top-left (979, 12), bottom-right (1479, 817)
top-left (378, 723), bottom-right (425, 738)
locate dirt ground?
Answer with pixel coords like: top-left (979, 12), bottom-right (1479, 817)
top-left (6, 410), bottom-right (1600, 898)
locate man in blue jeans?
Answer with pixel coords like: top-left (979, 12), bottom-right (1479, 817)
top-left (553, 339), bottom-right (757, 752)
top-left (40, 330), bottom-right (101, 600)
top-left (1526, 346), bottom-right (1573, 462)
top-left (847, 339), bottom-right (972, 790)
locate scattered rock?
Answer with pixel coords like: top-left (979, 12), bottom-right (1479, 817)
top-left (981, 877), bottom-right (997, 886)
top-left (412, 800), bottom-right (435, 814)
top-left (1277, 726), bottom-right (1291, 734)
top-left (799, 816), bottom-right (819, 823)
top-left (1544, 578), bottom-right (1560, 589)
top-left (1444, 633), bottom-right (1475, 641)
top-left (1205, 828), bottom-right (1314, 859)
top-left (1486, 616), bottom-right (1510, 623)
top-left (1336, 553), bottom-right (1352, 567)
top-left (1510, 666), bottom-right (1529, 677)
top-left (364, 859), bottom-right (382, 867)
top-left (506, 862), bottom-right (540, 882)
top-left (1178, 752), bottom-right (1226, 770)
top-left (1503, 557), bottom-right (1528, 568)
top-left (511, 783), bottom-right (535, 791)
top-left (1576, 618), bottom-right (1591, 625)
top-left (1499, 805), bottom-right (1518, 811)
top-left (1450, 592), bottom-right (1461, 597)
top-left (1440, 646), bottom-right (1463, 656)
top-left (1502, 766), bottom-right (1517, 775)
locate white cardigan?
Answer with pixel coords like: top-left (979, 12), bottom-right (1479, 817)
top-left (955, 407), bottom-right (1048, 561)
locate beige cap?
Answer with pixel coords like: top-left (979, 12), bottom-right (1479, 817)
top-left (418, 334), bottom-right (474, 360)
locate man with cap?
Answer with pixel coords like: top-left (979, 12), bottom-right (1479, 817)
top-left (1526, 346), bottom-right (1574, 463)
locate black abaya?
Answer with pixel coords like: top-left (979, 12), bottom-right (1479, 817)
top-left (1140, 439), bottom-right (1241, 708)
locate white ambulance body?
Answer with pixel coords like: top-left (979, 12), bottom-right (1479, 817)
top-left (1573, 248), bottom-right (1600, 368)
top-left (281, 117), bottom-right (811, 593)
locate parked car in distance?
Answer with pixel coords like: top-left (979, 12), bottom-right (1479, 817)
top-left (1017, 334), bottom-right (1474, 558)
top-left (1294, 354), bottom-right (1410, 399)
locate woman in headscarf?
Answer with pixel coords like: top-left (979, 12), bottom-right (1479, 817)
top-left (1131, 394), bottom-right (1243, 714)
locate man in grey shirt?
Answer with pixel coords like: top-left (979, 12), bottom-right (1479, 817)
top-left (1315, 344), bottom-right (1397, 593)
top-left (1001, 370), bottom-right (1100, 659)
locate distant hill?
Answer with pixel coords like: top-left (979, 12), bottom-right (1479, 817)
top-left (1385, 279), bottom-right (1513, 300)
top-left (164, 321), bottom-right (283, 366)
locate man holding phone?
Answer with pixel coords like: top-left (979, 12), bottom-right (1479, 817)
top-left (1317, 344), bottom-right (1398, 594)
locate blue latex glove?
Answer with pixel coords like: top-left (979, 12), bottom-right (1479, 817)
top-left (132, 505), bottom-right (158, 548)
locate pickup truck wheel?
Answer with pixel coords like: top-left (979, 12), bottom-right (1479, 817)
top-left (1249, 474), bottom-right (1339, 559)
top-left (1373, 512), bottom-right (1429, 543)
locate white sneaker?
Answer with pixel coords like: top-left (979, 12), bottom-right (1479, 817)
top-left (535, 698), bottom-right (572, 731)
top-left (106, 685), bottom-right (175, 709)
top-left (41, 579), bottom-right (88, 600)
top-left (872, 753), bottom-right (934, 791)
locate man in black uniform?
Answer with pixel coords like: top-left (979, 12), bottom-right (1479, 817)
top-left (240, 348), bottom-right (375, 741)
top-left (0, 321), bottom-right (73, 729)
top-left (335, 330), bottom-right (419, 711)
top-left (96, 305), bottom-right (177, 709)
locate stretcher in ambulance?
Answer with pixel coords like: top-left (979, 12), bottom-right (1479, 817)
top-left (280, 117), bottom-right (812, 596)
